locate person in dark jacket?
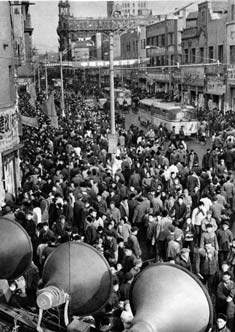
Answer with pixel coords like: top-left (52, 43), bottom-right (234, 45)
top-left (73, 194), bottom-right (85, 234)
top-left (21, 210), bottom-right (36, 240)
top-left (213, 314), bottom-right (231, 332)
top-left (175, 247), bottom-right (192, 272)
top-left (216, 272), bottom-right (235, 331)
top-left (85, 216), bottom-right (97, 245)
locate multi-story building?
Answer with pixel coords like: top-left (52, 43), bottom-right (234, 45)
top-left (12, 1), bottom-right (34, 86)
top-left (145, 9), bottom-right (187, 96)
top-left (226, 0), bottom-right (235, 111)
top-left (0, 2), bottom-right (27, 206)
top-left (120, 26), bottom-right (147, 86)
top-left (181, 0), bottom-right (228, 109)
top-left (107, 1), bottom-right (152, 17)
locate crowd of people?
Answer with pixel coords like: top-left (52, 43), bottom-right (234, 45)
top-left (3, 86), bottom-right (235, 332)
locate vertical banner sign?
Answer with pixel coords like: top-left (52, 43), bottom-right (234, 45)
top-left (108, 134), bottom-right (118, 154)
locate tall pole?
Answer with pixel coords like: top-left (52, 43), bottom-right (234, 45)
top-left (98, 67), bottom-right (101, 89)
top-left (45, 63), bottom-right (48, 97)
top-left (109, 32), bottom-right (115, 135)
top-left (60, 52), bottom-right (65, 113)
top-left (38, 65), bottom-right (40, 92)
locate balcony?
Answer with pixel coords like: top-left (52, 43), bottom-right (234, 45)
top-left (182, 27), bottom-right (198, 40)
top-left (24, 14), bottom-right (33, 35)
top-left (205, 63), bottom-right (225, 76)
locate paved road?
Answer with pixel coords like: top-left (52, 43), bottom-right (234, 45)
top-left (124, 110), bottom-right (211, 166)
top-left (124, 110), bottom-right (211, 262)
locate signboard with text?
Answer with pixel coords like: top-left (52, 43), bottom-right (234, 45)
top-left (206, 79), bottom-right (225, 95)
top-left (108, 134), bottom-right (118, 154)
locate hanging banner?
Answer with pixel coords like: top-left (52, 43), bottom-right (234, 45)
top-left (21, 115), bottom-right (38, 128)
top-left (108, 134), bottom-right (118, 154)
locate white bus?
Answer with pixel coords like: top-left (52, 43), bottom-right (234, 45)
top-left (138, 99), bottom-right (200, 136)
top-left (103, 87), bottom-right (132, 106)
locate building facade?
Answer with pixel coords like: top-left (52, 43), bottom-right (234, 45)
top-left (107, 1), bottom-right (152, 17)
top-left (0, 2), bottom-right (27, 206)
top-left (181, 0), bottom-right (227, 110)
top-left (145, 10), bottom-right (186, 96)
top-left (226, 0), bottom-right (235, 111)
top-left (12, 1), bottom-right (34, 86)
top-left (120, 26), bottom-right (146, 86)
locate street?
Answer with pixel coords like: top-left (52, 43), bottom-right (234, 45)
top-left (124, 109), bottom-right (211, 166)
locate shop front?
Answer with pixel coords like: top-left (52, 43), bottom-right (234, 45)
top-left (205, 77), bottom-right (225, 112)
top-left (0, 104), bottom-right (21, 206)
top-left (227, 66), bottom-right (235, 112)
top-left (146, 72), bottom-right (170, 95)
top-left (181, 66), bottom-right (205, 107)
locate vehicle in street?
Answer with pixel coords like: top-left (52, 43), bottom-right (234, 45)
top-left (103, 87), bottom-right (132, 106)
top-left (138, 98), bottom-right (200, 136)
top-left (84, 98), bottom-right (96, 108)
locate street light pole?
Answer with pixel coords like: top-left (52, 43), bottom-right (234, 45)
top-left (38, 65), bottom-right (41, 91)
top-left (45, 62), bottom-right (48, 97)
top-left (60, 52), bottom-right (65, 113)
top-left (109, 32), bottom-right (115, 135)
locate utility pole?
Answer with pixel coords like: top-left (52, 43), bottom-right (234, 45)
top-left (109, 32), bottom-right (115, 135)
top-left (38, 65), bottom-right (40, 91)
top-left (45, 63), bottom-right (48, 97)
top-left (60, 52), bottom-right (65, 114)
top-left (33, 65), bottom-right (36, 85)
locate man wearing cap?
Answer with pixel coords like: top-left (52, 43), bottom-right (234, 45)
top-left (175, 248), bottom-right (192, 272)
top-left (73, 193), bottom-right (85, 234)
top-left (217, 272), bottom-right (235, 331)
top-left (213, 314), bottom-right (231, 332)
top-left (126, 226), bottom-right (142, 259)
top-left (21, 210), bottom-right (36, 240)
top-left (196, 242), bottom-right (218, 295)
top-left (200, 223), bottom-right (219, 252)
top-left (122, 246), bottom-right (136, 273)
top-left (217, 221), bottom-right (233, 266)
top-left (119, 272), bottom-right (134, 301)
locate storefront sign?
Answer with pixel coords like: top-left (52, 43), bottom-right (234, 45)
top-left (181, 67), bottom-right (204, 86)
top-left (0, 105), bottom-right (19, 153)
top-left (147, 72), bottom-right (170, 82)
top-left (15, 78), bottom-right (31, 86)
top-left (227, 65), bottom-right (235, 82)
top-left (108, 134), bottom-right (118, 154)
top-left (206, 80), bottom-right (225, 95)
top-left (227, 24), bottom-right (235, 44)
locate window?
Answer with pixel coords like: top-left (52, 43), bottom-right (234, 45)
top-left (230, 45), bottom-right (235, 64)
top-left (191, 48), bottom-right (196, 63)
top-left (168, 33), bottom-right (174, 45)
top-left (141, 39), bottom-right (146, 49)
top-left (218, 45), bottom-right (223, 63)
top-left (232, 4), bottom-right (235, 20)
top-left (184, 49), bottom-right (189, 63)
top-left (161, 34), bottom-right (165, 47)
top-left (199, 47), bottom-right (204, 63)
top-left (131, 40), bottom-right (134, 51)
top-left (170, 54), bottom-right (174, 66)
top-left (156, 36), bottom-right (159, 46)
top-left (209, 46), bottom-right (214, 62)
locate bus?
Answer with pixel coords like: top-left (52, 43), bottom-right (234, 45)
top-left (138, 99), bottom-right (200, 136)
top-left (103, 87), bottom-right (132, 106)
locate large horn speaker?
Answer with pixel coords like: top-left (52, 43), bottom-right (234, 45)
top-left (37, 242), bottom-right (112, 315)
top-left (0, 218), bottom-right (33, 280)
top-left (128, 263), bottom-right (213, 332)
